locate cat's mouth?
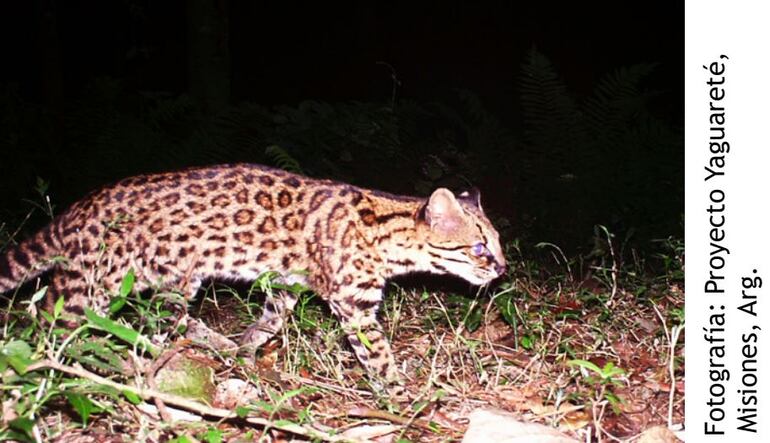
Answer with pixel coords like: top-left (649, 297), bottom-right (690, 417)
top-left (467, 268), bottom-right (504, 286)
top-left (467, 258), bottom-right (506, 286)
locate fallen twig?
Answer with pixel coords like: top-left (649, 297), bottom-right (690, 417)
top-left (26, 359), bottom-right (356, 442)
top-left (145, 345), bottom-right (185, 422)
top-left (347, 407), bottom-right (444, 433)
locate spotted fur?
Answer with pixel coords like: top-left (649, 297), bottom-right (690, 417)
top-left (0, 164), bottom-right (505, 381)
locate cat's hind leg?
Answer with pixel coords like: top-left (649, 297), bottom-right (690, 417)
top-left (239, 290), bottom-right (299, 355)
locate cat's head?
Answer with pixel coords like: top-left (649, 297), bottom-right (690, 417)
top-left (417, 188), bottom-right (506, 285)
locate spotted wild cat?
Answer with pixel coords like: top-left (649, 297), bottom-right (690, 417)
top-left (0, 164), bottom-right (506, 381)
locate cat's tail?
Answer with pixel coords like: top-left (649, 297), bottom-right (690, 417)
top-left (0, 223), bottom-right (62, 293)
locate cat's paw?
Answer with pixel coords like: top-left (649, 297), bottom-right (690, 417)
top-left (185, 318), bottom-right (238, 353)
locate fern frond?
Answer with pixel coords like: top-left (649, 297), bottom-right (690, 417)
top-left (518, 47), bottom-right (586, 185)
top-left (582, 63), bottom-right (658, 146)
top-left (141, 92), bottom-right (196, 129)
top-left (265, 145), bottom-right (304, 174)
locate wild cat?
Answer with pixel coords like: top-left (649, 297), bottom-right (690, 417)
top-left (0, 163), bottom-right (505, 381)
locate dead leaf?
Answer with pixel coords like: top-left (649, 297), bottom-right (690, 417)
top-left (638, 425), bottom-right (680, 443)
top-left (155, 353), bottom-right (216, 404)
top-left (214, 378), bottom-right (261, 409)
top-left (1, 396), bottom-right (18, 424)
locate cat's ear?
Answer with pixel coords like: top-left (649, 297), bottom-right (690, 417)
top-left (423, 188), bottom-right (464, 233)
top-left (458, 187), bottom-right (482, 211)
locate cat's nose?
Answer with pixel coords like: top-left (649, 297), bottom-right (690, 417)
top-left (494, 262), bottom-right (507, 276)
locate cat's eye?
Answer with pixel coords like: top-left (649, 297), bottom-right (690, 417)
top-left (471, 243), bottom-right (487, 256)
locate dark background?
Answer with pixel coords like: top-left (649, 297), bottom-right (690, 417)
top-left (0, 1), bottom-right (683, 257)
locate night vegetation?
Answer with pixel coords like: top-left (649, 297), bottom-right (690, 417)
top-left (0, 2), bottom-right (682, 441)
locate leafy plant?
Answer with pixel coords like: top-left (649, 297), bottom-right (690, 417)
top-left (517, 47), bottom-right (682, 246)
top-left (568, 359), bottom-right (626, 385)
top-left (264, 145), bottom-right (304, 174)
top-left (568, 359), bottom-right (627, 414)
top-left (653, 235), bottom-right (685, 281)
top-left (446, 294), bottom-right (483, 333)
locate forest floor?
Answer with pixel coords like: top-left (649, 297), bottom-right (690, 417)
top-left (0, 240), bottom-right (684, 442)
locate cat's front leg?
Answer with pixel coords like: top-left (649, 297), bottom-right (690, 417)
top-left (329, 290), bottom-right (400, 384)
